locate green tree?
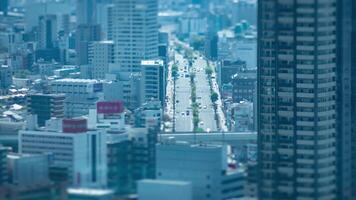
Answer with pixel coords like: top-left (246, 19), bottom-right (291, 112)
top-left (211, 92), bottom-right (219, 103)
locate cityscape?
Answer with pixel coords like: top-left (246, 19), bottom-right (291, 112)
top-left (0, 0), bottom-right (354, 200)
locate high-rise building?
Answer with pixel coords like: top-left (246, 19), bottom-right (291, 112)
top-left (337, 0), bottom-right (353, 199)
top-left (140, 60), bottom-right (165, 105)
top-left (107, 127), bottom-right (157, 195)
top-left (257, 0), bottom-right (350, 199)
top-left (76, 24), bottom-right (101, 65)
top-left (0, 65), bottom-right (12, 95)
top-left (27, 94), bottom-right (65, 127)
top-left (38, 15), bottom-right (58, 49)
top-left (0, 0), bottom-right (8, 15)
top-left (76, 0), bottom-right (97, 25)
top-left (350, 0), bottom-right (356, 198)
top-left (88, 40), bottom-right (115, 79)
top-left (0, 146), bottom-right (9, 186)
top-left (111, 0), bottom-right (159, 73)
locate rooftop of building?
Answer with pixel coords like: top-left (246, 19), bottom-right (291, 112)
top-left (97, 40), bottom-right (114, 44)
top-left (141, 59), bottom-right (164, 66)
top-left (67, 188), bottom-right (114, 196)
top-left (52, 78), bottom-right (100, 83)
top-left (28, 93), bottom-right (66, 97)
top-left (139, 179), bottom-right (191, 186)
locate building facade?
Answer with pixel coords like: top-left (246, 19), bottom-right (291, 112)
top-left (156, 139), bottom-right (245, 200)
top-left (111, 0), bottom-right (159, 73)
top-left (140, 60), bottom-right (165, 106)
top-left (257, 0), bottom-right (343, 199)
top-left (19, 118), bottom-right (107, 188)
top-left (50, 78), bottom-right (104, 118)
top-left (27, 94), bottom-right (65, 127)
top-left (88, 41), bottom-right (115, 79)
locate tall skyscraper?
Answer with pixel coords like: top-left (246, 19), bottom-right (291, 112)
top-left (111, 0), bottom-right (159, 73)
top-left (257, 0), bottom-right (345, 199)
top-left (350, 0), bottom-right (356, 198)
top-left (76, 0), bottom-right (97, 25)
top-left (336, 0), bottom-right (353, 199)
top-left (0, 0), bottom-right (8, 15)
top-left (38, 15), bottom-right (58, 49)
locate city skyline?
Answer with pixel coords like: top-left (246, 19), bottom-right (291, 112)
top-left (0, 0), bottom-right (354, 199)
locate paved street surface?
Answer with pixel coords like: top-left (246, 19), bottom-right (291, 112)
top-left (192, 55), bottom-right (217, 132)
top-left (172, 51), bottom-right (193, 132)
top-left (165, 37), bottom-right (226, 133)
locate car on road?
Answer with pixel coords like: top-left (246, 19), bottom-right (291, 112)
top-left (181, 112), bottom-right (185, 116)
top-left (186, 110), bottom-right (190, 115)
top-left (176, 100), bottom-right (179, 103)
top-left (199, 121), bottom-right (204, 126)
top-left (203, 105), bottom-right (207, 109)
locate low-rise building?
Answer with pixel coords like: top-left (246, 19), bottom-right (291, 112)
top-left (19, 118), bottom-right (107, 188)
top-left (27, 93), bottom-right (65, 127)
top-left (156, 139), bottom-right (246, 200)
top-left (50, 78), bottom-right (104, 117)
top-left (138, 179), bottom-right (192, 200)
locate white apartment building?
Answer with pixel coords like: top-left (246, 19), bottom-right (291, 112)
top-left (88, 41), bottom-right (114, 79)
top-left (111, 0), bottom-right (159, 73)
top-left (19, 118), bottom-right (107, 188)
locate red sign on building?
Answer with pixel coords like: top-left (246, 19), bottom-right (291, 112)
top-left (97, 101), bottom-right (124, 114)
top-left (62, 119), bottom-right (87, 133)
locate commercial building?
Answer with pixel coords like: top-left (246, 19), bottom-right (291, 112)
top-left (232, 69), bottom-right (256, 103)
top-left (140, 60), bottom-right (165, 106)
top-left (138, 179), bottom-right (192, 200)
top-left (228, 101), bottom-right (254, 132)
top-left (351, 0), bottom-right (356, 197)
top-left (217, 60), bottom-right (246, 87)
top-left (76, 0), bottom-right (97, 25)
top-left (0, 0), bottom-right (8, 15)
top-left (0, 146), bottom-right (9, 186)
top-left (19, 118), bottom-right (107, 188)
top-left (0, 65), bottom-right (12, 95)
top-left (27, 93), bottom-right (65, 127)
top-left (134, 99), bottom-right (162, 129)
top-left (229, 0), bottom-right (257, 25)
top-left (156, 139), bottom-right (246, 200)
top-left (88, 41), bottom-right (114, 79)
top-left (257, 0), bottom-right (347, 199)
top-left (50, 78), bottom-right (104, 118)
top-left (76, 24), bottom-right (101, 66)
top-left (107, 127), bottom-right (157, 195)
top-left (88, 101), bottom-right (125, 133)
top-left (38, 15), bottom-right (57, 49)
top-left (7, 153), bottom-right (50, 187)
top-left (111, 0), bottom-right (159, 73)
top-left (0, 153), bottom-right (67, 200)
